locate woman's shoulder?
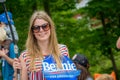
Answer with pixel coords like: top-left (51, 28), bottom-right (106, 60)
top-left (20, 50), bottom-right (29, 58)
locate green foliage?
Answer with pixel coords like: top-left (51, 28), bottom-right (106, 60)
top-left (52, 9), bottom-right (119, 75)
top-left (50, 0), bottom-right (120, 77)
top-left (82, 0), bottom-right (120, 78)
top-left (50, 0), bottom-right (76, 11)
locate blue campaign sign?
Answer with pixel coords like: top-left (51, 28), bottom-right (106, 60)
top-left (42, 55), bottom-right (80, 80)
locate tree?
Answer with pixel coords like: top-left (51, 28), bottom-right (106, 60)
top-left (83, 0), bottom-right (120, 79)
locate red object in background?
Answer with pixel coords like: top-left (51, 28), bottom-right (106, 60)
top-left (94, 71), bottom-right (116, 80)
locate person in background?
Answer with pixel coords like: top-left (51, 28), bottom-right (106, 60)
top-left (116, 37), bottom-right (120, 49)
top-left (0, 11), bottom-right (19, 43)
top-left (0, 25), bottom-right (16, 80)
top-left (72, 53), bottom-right (93, 80)
top-left (13, 11), bottom-right (80, 80)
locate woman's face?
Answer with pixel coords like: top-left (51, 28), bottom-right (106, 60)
top-left (32, 19), bottom-right (50, 42)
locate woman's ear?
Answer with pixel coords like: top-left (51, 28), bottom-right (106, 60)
top-left (87, 63), bottom-right (90, 69)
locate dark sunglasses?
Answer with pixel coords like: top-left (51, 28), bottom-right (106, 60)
top-left (32, 23), bottom-right (50, 33)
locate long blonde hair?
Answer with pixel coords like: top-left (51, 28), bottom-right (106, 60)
top-left (26, 11), bottom-right (62, 70)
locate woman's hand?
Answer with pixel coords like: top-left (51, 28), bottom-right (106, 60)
top-left (13, 58), bottom-right (22, 72)
top-left (13, 58), bottom-right (22, 80)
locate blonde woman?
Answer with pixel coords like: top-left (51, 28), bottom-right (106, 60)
top-left (13, 11), bottom-right (80, 80)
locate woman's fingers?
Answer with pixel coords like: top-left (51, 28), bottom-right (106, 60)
top-left (13, 58), bottom-right (22, 70)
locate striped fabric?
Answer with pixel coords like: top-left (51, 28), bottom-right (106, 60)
top-left (59, 44), bottom-right (69, 56)
top-left (28, 71), bottom-right (44, 80)
top-left (21, 44), bottom-right (69, 80)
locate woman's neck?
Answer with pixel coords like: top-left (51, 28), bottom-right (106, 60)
top-left (37, 40), bottom-right (50, 55)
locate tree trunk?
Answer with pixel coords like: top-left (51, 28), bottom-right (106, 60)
top-left (32, 0), bottom-right (37, 11)
top-left (43, 0), bottom-right (51, 17)
top-left (100, 11), bottom-right (119, 80)
top-left (108, 48), bottom-right (119, 80)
